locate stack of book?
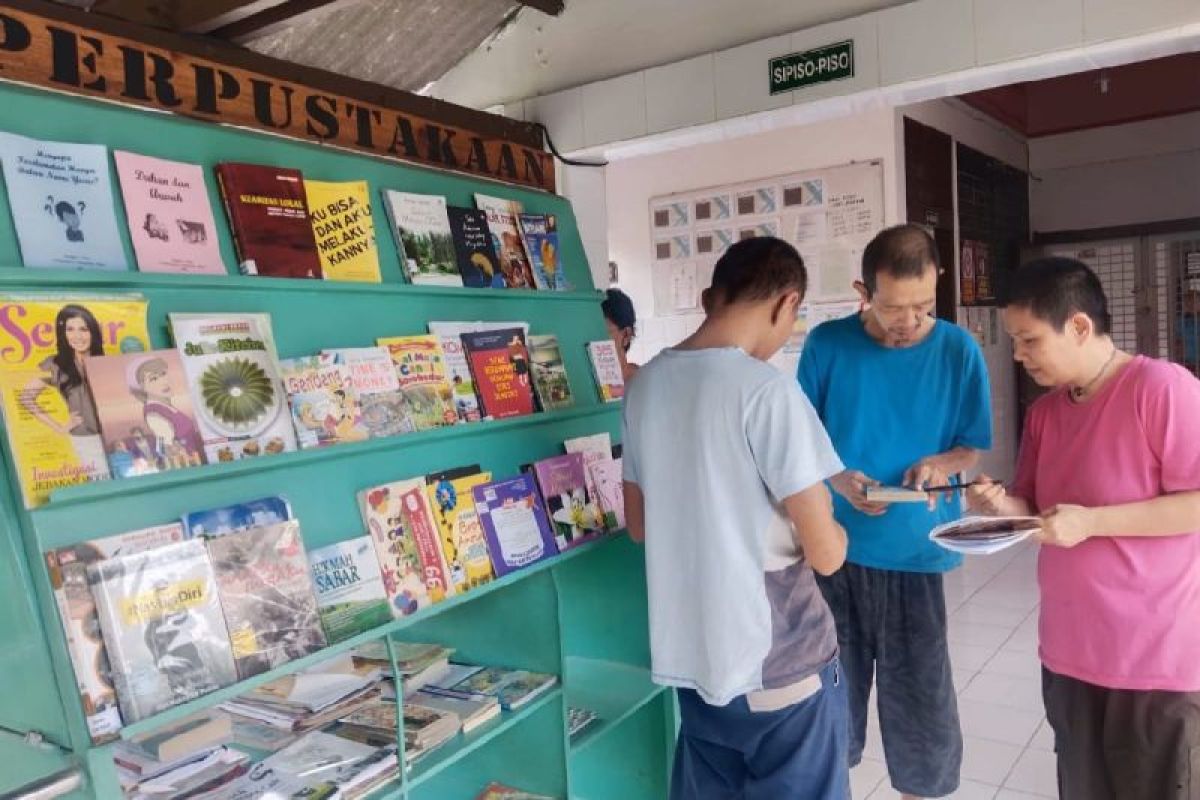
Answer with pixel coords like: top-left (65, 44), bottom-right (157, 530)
top-left (354, 640), bottom-right (454, 699)
top-left (217, 730), bottom-right (398, 799)
top-left (220, 654), bottom-right (381, 734)
top-left (423, 665), bottom-right (559, 712)
top-left (114, 712), bottom-right (247, 800)
top-left (402, 703), bottom-right (461, 765)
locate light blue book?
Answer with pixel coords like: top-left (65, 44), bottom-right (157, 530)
top-left (307, 535), bottom-right (392, 643)
top-left (0, 132), bottom-right (127, 270)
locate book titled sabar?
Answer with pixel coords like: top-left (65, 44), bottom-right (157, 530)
top-left (460, 328), bottom-right (536, 420)
top-left (307, 535), bottom-right (391, 644)
top-left (88, 538), bottom-right (238, 724)
top-left (207, 520), bottom-right (327, 680)
top-left (214, 163), bottom-right (322, 279)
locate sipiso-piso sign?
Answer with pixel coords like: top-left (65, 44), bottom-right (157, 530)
top-left (769, 41), bottom-right (854, 96)
top-left (0, 2), bottom-right (556, 191)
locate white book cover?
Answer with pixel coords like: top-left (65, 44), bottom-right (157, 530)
top-left (381, 190), bottom-right (460, 286)
top-left (0, 132), bottom-right (127, 270)
top-left (564, 432), bottom-right (613, 503)
top-left (88, 539), bottom-right (237, 724)
top-left (321, 347), bottom-right (414, 438)
top-left (587, 340), bottom-right (625, 403)
top-left (169, 313), bottom-right (297, 463)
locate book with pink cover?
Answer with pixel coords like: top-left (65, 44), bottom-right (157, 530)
top-left (113, 151), bottom-right (225, 275)
top-left (531, 453), bottom-right (604, 552)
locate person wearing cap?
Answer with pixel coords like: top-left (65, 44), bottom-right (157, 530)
top-left (602, 288), bottom-right (640, 382)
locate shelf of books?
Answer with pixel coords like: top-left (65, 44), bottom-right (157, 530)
top-left (0, 76), bottom-right (671, 800)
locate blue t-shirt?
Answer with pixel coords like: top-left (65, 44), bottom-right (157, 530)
top-left (798, 315), bottom-right (992, 572)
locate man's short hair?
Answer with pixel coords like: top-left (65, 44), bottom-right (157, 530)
top-left (602, 288), bottom-right (637, 330)
top-left (999, 256), bottom-right (1111, 335)
top-left (709, 237), bottom-right (806, 306)
top-left (861, 224), bottom-right (939, 294)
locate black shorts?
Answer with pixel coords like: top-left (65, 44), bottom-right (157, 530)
top-left (1042, 667), bottom-right (1200, 800)
top-left (817, 562), bottom-right (962, 797)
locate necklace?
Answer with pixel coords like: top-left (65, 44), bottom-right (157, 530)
top-left (1070, 349), bottom-right (1119, 400)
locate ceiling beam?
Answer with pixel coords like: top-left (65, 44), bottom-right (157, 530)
top-left (85, 0), bottom-right (285, 32)
top-left (515, 0), bottom-right (564, 15)
top-left (205, 0), bottom-right (358, 41)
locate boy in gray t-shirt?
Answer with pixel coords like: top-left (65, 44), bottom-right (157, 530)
top-left (622, 236), bottom-right (851, 800)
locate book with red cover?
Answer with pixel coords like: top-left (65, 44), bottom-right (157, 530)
top-left (460, 328), bottom-right (535, 420)
top-left (214, 163), bottom-right (322, 279)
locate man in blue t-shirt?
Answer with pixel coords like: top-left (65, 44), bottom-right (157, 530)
top-left (799, 224), bottom-right (992, 800)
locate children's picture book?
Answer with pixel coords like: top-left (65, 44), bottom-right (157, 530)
top-left (307, 536), bottom-right (392, 644)
top-left (113, 151), bottom-right (225, 275)
top-left (0, 294), bottom-right (151, 507)
top-left (88, 538), bottom-right (238, 723)
top-left (214, 162), bottom-right (322, 279)
top-left (86, 350), bottom-right (206, 478)
top-left (517, 213), bottom-right (568, 291)
top-left (474, 194), bottom-right (535, 289)
top-left (425, 466), bottom-right (494, 593)
top-left (588, 458), bottom-right (626, 532)
top-left (460, 328), bottom-right (536, 420)
top-left (527, 334), bottom-right (574, 412)
top-left (207, 520), bottom-right (327, 680)
top-left (183, 495), bottom-right (293, 539)
top-left (447, 206), bottom-right (504, 288)
top-left (304, 179), bottom-right (381, 283)
top-left (376, 335), bottom-right (457, 431)
top-left (321, 347), bottom-right (415, 438)
top-left (278, 355), bottom-right (369, 449)
top-left (471, 475), bottom-right (557, 577)
top-left (169, 313), bottom-right (297, 463)
top-left (46, 522), bottom-right (187, 741)
top-left (382, 190), bottom-right (460, 286)
top-left (359, 483), bottom-right (432, 617)
top-left (0, 132), bottom-right (127, 270)
top-left (586, 340), bottom-right (625, 402)
top-left (531, 453), bottom-right (604, 551)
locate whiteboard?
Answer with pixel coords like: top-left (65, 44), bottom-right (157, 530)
top-left (648, 160), bottom-right (885, 316)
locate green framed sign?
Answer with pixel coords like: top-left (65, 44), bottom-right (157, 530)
top-left (769, 41), bottom-right (855, 95)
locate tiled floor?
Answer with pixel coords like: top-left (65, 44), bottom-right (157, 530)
top-left (851, 541), bottom-right (1060, 799)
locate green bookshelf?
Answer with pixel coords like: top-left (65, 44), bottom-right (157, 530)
top-left (0, 79), bottom-right (675, 799)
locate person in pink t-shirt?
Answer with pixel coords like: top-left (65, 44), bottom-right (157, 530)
top-left (967, 257), bottom-right (1200, 800)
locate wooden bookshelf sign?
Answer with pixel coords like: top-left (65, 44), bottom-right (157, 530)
top-left (0, 3), bottom-right (556, 191)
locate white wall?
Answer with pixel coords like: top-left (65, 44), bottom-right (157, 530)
top-left (603, 107), bottom-right (903, 365)
top-left (1030, 112), bottom-right (1200, 232)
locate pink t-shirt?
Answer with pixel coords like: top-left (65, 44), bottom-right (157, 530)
top-left (1012, 356), bottom-right (1200, 691)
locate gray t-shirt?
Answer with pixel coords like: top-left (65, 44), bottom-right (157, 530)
top-left (623, 347), bottom-right (842, 705)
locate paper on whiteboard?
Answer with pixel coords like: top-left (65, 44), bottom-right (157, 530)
top-left (817, 244), bottom-right (857, 299)
top-left (793, 212), bottom-right (827, 245)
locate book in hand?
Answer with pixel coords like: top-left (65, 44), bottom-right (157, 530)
top-left (518, 213), bottom-right (569, 291)
top-left (305, 178), bottom-right (382, 283)
top-left (278, 354), bottom-right (370, 448)
top-left (214, 162), bottom-right (322, 278)
top-left (376, 335), bottom-right (457, 430)
top-left (183, 495), bottom-right (293, 539)
top-left (169, 312), bottom-right (297, 463)
top-left (527, 334), bottom-right (574, 412)
top-left (113, 150), bottom-right (226, 275)
top-left (586, 340), bottom-right (625, 402)
top-left (382, 190), bottom-right (460, 286)
top-left (0, 293), bottom-right (151, 507)
top-left (207, 519), bottom-right (328, 680)
top-left (472, 474), bottom-right (558, 577)
top-left (461, 328), bottom-right (536, 420)
top-left (46, 523), bottom-right (187, 741)
top-left (426, 466), bottom-right (495, 593)
top-left (865, 485), bottom-right (929, 503)
top-left (929, 516), bottom-right (1042, 555)
top-left (0, 132), bottom-right (127, 270)
top-left (474, 194), bottom-right (536, 289)
top-left (448, 206), bottom-right (505, 288)
top-left (87, 538), bottom-right (238, 724)
top-left (322, 346), bottom-right (416, 438)
top-left (308, 535), bottom-right (392, 644)
top-left (530, 453), bottom-right (605, 552)
top-left (86, 350), bottom-right (207, 477)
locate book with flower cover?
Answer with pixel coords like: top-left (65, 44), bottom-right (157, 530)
top-left (88, 538), bottom-right (238, 723)
top-left (460, 329), bottom-right (535, 420)
top-left (321, 347), bottom-right (415, 439)
top-left (278, 355), bottom-right (369, 449)
top-left (471, 475), bottom-right (557, 577)
top-left (375, 335), bottom-right (456, 431)
top-left (530, 453), bottom-right (604, 552)
top-left (588, 458), bottom-right (626, 532)
top-left (563, 432), bottom-right (612, 512)
top-left (113, 150), bottom-right (225, 275)
top-left (307, 536), bottom-right (392, 644)
top-left (517, 213), bottom-right (568, 291)
top-left (206, 520), bottom-right (327, 680)
top-left (214, 162), bottom-right (322, 279)
top-left (425, 466), bottom-right (494, 593)
top-left (169, 313), bottom-right (297, 463)
top-left (46, 522), bottom-right (186, 741)
top-left (474, 194), bottom-right (536, 289)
